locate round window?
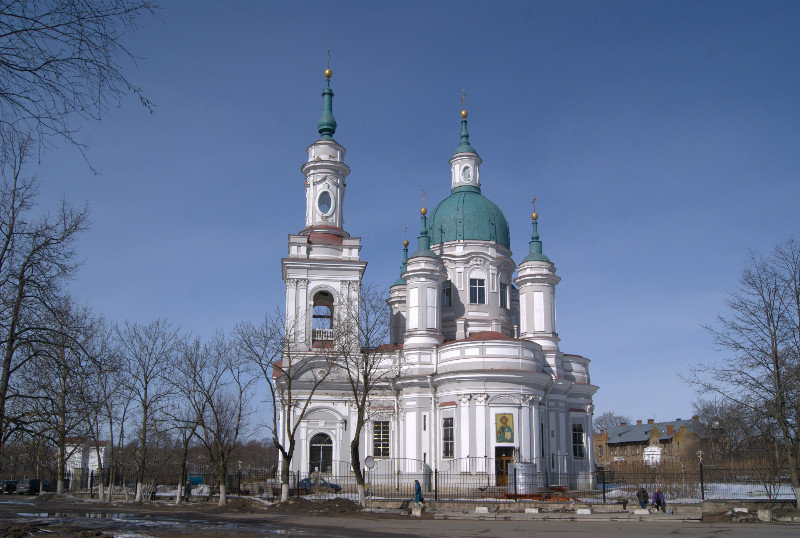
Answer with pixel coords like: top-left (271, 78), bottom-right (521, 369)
top-left (317, 191), bottom-right (332, 214)
top-left (461, 166), bottom-right (472, 183)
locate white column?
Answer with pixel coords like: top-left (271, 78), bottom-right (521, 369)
top-left (405, 410), bottom-right (417, 462)
top-left (458, 394), bottom-right (471, 472)
top-left (532, 399), bottom-right (542, 470)
top-left (297, 280), bottom-right (309, 344)
top-left (474, 394), bottom-right (488, 472)
top-left (520, 396), bottom-right (533, 462)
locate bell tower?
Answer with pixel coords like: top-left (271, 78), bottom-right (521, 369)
top-left (301, 67), bottom-right (350, 232)
top-left (282, 68), bottom-right (366, 349)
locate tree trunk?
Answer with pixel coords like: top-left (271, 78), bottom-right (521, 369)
top-left (218, 465), bottom-right (228, 506)
top-left (280, 456), bottom-right (290, 502)
top-left (350, 426), bottom-right (365, 506)
top-left (350, 410), bottom-right (366, 506)
top-left (56, 453), bottom-right (65, 495)
top-left (176, 441), bottom-right (189, 505)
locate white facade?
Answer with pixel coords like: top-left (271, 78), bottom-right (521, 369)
top-left (277, 75), bottom-right (597, 489)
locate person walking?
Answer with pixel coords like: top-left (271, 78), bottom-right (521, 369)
top-left (652, 487), bottom-right (666, 512)
top-left (413, 479), bottom-right (423, 504)
top-left (636, 487), bottom-right (648, 509)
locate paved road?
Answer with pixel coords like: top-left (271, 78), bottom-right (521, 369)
top-left (1, 498), bottom-right (798, 537)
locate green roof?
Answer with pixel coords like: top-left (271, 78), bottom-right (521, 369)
top-left (425, 185), bottom-right (510, 249)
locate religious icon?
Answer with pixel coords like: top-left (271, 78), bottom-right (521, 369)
top-left (495, 413), bottom-right (514, 443)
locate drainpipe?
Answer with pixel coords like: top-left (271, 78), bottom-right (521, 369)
top-left (428, 374), bottom-right (437, 474)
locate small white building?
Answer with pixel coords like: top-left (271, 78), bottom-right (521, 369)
top-left (65, 440), bottom-right (109, 488)
top-left (276, 71), bottom-right (598, 490)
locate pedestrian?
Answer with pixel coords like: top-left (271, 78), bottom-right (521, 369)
top-left (652, 487), bottom-right (666, 512)
top-left (636, 487), bottom-right (648, 509)
top-left (413, 479), bottom-right (423, 504)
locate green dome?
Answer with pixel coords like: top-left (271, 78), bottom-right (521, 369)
top-left (426, 185), bottom-right (510, 248)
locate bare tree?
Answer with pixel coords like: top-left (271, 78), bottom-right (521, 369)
top-left (593, 411), bottom-right (633, 433)
top-left (0, 0), bottom-right (156, 157)
top-left (235, 312), bottom-right (333, 502)
top-left (166, 336), bottom-right (205, 505)
top-left (335, 283), bottom-right (392, 506)
top-left (24, 296), bottom-right (97, 494)
top-left (188, 332), bottom-right (254, 506)
top-left (0, 136), bottom-right (88, 469)
top-left (116, 318), bottom-right (178, 502)
top-left (686, 239), bottom-right (800, 502)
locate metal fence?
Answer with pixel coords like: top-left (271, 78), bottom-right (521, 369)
top-left (55, 464), bottom-right (798, 504)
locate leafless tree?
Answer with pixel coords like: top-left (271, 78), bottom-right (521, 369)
top-left (188, 332), bottom-right (254, 506)
top-left (0, 136), bottom-right (88, 469)
top-left (24, 296), bottom-right (97, 494)
top-left (235, 312), bottom-right (334, 502)
top-left (166, 336), bottom-right (205, 505)
top-left (0, 0), bottom-right (156, 158)
top-left (686, 239), bottom-right (800, 502)
top-left (116, 318), bottom-right (179, 502)
top-left (335, 283), bottom-right (392, 506)
top-left (593, 411), bottom-right (633, 433)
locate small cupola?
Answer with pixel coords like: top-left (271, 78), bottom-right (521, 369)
top-left (450, 109), bottom-right (482, 191)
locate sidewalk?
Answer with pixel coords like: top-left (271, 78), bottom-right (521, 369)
top-left (431, 509), bottom-right (699, 521)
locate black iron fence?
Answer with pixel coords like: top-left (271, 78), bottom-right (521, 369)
top-left (43, 464), bottom-right (798, 504)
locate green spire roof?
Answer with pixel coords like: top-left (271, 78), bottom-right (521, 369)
top-left (410, 212), bottom-right (438, 258)
top-left (392, 243), bottom-right (409, 286)
top-left (522, 218), bottom-right (551, 263)
top-left (317, 76), bottom-right (337, 140)
top-left (454, 114), bottom-right (477, 155)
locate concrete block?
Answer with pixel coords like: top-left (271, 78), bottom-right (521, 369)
top-left (576, 508), bottom-right (593, 515)
top-left (633, 509), bottom-right (649, 515)
top-left (733, 507), bottom-right (749, 513)
top-left (757, 509), bottom-right (771, 522)
top-left (525, 508), bottom-right (540, 514)
top-left (475, 506), bottom-right (489, 514)
top-left (411, 503), bottom-right (423, 517)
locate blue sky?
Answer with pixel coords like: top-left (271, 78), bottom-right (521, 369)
top-left (31, 1), bottom-right (800, 423)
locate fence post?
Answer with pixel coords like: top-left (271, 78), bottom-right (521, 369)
top-left (89, 470), bottom-right (94, 498)
top-left (601, 470), bottom-right (606, 504)
top-left (513, 467), bottom-right (518, 501)
top-left (699, 462), bottom-right (705, 501)
top-left (434, 469), bottom-right (438, 501)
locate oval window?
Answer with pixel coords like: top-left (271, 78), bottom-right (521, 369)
top-left (461, 166), bottom-right (472, 182)
top-left (318, 191), bottom-right (332, 214)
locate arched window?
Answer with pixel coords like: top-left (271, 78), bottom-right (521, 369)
top-left (309, 433), bottom-right (333, 474)
top-left (311, 290), bottom-right (334, 345)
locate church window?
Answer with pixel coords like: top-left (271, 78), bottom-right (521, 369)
top-left (572, 424), bottom-right (585, 459)
top-left (317, 190), bottom-right (332, 215)
top-left (499, 282), bottom-right (508, 309)
top-left (442, 417), bottom-right (454, 458)
top-left (373, 421), bottom-right (390, 457)
top-left (469, 278), bottom-right (485, 304)
top-left (442, 281), bottom-right (452, 307)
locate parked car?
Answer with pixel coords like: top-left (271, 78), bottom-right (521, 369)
top-left (297, 477), bottom-right (341, 493)
top-left (2, 480), bottom-right (17, 494)
top-left (16, 478), bottom-right (49, 495)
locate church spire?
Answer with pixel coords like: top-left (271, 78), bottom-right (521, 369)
top-left (454, 109), bottom-right (477, 155)
top-left (317, 68), bottom-right (337, 140)
top-left (522, 199), bottom-right (551, 263)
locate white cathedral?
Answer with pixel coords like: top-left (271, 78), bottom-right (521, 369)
top-left (277, 70), bottom-right (597, 489)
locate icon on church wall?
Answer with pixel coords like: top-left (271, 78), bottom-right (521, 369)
top-left (495, 413), bottom-right (514, 443)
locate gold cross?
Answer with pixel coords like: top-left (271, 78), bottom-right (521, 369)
top-left (461, 91), bottom-right (466, 104)
top-left (532, 194), bottom-right (537, 212)
top-left (422, 189), bottom-right (425, 207)
top-left (404, 225), bottom-right (407, 240)
top-left (327, 50), bottom-right (330, 68)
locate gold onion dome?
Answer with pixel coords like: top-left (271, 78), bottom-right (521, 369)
top-left (420, 207), bottom-right (427, 216)
top-left (324, 68), bottom-right (332, 79)
top-left (531, 211), bottom-right (539, 221)
top-left (403, 239), bottom-right (409, 247)
top-left (461, 109), bottom-right (468, 118)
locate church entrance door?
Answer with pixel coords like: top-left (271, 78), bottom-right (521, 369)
top-left (309, 433), bottom-right (333, 474)
top-left (495, 446), bottom-right (514, 486)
